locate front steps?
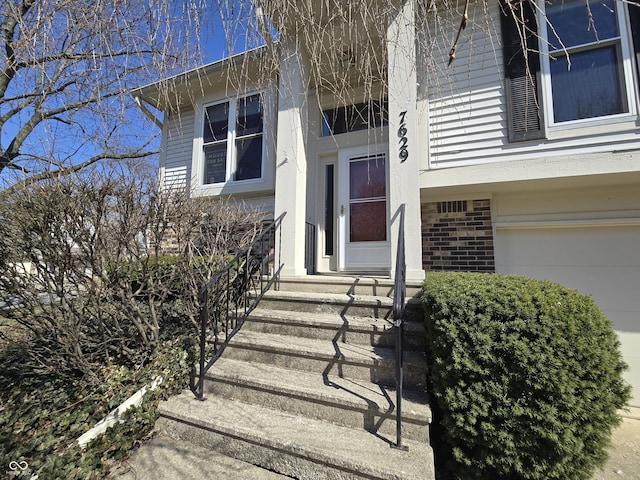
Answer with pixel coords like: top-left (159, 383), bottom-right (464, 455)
top-left (157, 276), bottom-right (434, 480)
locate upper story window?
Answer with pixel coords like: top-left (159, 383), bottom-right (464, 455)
top-left (321, 100), bottom-right (388, 136)
top-left (543, 0), bottom-right (632, 124)
top-left (202, 94), bottom-right (263, 185)
top-left (500, 0), bottom-right (640, 141)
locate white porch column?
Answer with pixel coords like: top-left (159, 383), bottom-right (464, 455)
top-left (387, 0), bottom-right (424, 282)
top-left (273, 41), bottom-right (309, 277)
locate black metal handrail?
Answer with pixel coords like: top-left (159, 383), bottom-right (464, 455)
top-left (392, 204), bottom-right (408, 450)
top-left (191, 212), bottom-right (285, 400)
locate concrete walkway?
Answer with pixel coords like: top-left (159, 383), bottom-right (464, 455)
top-left (111, 414), bottom-right (639, 479)
top-left (111, 427), bottom-right (433, 480)
top-left (591, 415), bottom-right (640, 480)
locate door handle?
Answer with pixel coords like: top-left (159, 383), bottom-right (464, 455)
top-left (340, 204), bottom-right (345, 215)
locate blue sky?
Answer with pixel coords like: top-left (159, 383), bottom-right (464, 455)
top-left (0, 1), bottom-right (268, 181)
top-left (201, 1), bottom-right (264, 63)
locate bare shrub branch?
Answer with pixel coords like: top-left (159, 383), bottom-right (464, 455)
top-left (0, 166), bottom-right (265, 378)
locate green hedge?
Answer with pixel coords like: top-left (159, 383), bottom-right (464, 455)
top-left (422, 272), bottom-right (631, 480)
top-left (106, 255), bottom-right (227, 298)
top-left (0, 329), bottom-right (195, 479)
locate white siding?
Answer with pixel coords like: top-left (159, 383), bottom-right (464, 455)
top-left (423, 1), bottom-right (505, 168)
top-left (162, 109), bottom-right (195, 190)
top-left (424, 0), bottom-right (640, 169)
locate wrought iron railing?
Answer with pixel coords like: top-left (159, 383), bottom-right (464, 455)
top-left (191, 212), bottom-right (285, 400)
top-left (392, 204), bottom-right (408, 450)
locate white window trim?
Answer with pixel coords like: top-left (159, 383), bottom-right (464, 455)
top-left (197, 92), bottom-right (265, 188)
top-left (538, 0), bottom-right (638, 132)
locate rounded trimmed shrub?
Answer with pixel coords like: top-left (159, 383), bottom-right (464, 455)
top-left (423, 272), bottom-right (631, 480)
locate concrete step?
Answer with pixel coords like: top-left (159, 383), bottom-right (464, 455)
top-left (157, 391), bottom-right (434, 480)
top-left (244, 307), bottom-right (427, 351)
top-left (204, 357), bottom-right (431, 442)
top-left (275, 275), bottom-right (423, 298)
top-left (257, 290), bottom-right (423, 320)
top-left (114, 435), bottom-right (291, 480)
top-left (223, 330), bottom-right (428, 390)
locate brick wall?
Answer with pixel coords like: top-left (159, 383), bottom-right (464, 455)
top-left (156, 229), bottom-right (183, 255)
top-left (421, 199), bottom-right (495, 272)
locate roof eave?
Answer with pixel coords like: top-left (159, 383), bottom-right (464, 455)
top-left (131, 46), bottom-right (269, 111)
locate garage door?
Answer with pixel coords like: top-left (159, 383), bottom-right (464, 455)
top-left (495, 224), bottom-right (640, 406)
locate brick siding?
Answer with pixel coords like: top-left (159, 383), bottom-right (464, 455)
top-left (421, 199), bottom-right (495, 272)
top-left (156, 230), bottom-right (183, 255)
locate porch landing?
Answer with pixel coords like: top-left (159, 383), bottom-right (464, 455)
top-left (276, 275), bottom-right (424, 297)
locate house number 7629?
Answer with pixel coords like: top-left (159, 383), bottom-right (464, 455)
top-left (398, 110), bottom-right (408, 162)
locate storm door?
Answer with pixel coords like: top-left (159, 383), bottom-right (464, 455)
top-left (337, 146), bottom-right (390, 272)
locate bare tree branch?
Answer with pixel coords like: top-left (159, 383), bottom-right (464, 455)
top-left (2, 149), bottom-right (157, 195)
top-left (0, 167), bottom-right (265, 377)
top-left (448, 0), bottom-right (471, 66)
top-left (0, 0), bottom-right (207, 182)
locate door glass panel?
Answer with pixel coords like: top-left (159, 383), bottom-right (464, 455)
top-left (349, 155), bottom-right (386, 242)
top-left (350, 201), bottom-right (387, 242)
top-left (324, 164), bottom-right (334, 255)
top-left (349, 155), bottom-right (386, 199)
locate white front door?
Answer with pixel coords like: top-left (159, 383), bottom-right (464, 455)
top-left (337, 146), bottom-right (391, 272)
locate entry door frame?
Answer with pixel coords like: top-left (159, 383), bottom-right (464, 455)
top-left (337, 144), bottom-right (391, 273)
